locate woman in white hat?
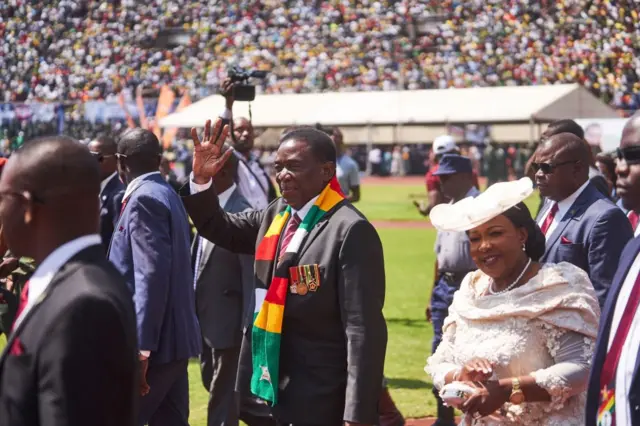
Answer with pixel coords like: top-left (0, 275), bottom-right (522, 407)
top-left (425, 178), bottom-right (600, 425)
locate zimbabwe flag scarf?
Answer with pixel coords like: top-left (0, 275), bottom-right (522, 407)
top-left (250, 176), bottom-right (345, 404)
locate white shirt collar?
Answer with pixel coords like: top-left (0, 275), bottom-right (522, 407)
top-left (217, 183), bottom-right (236, 208)
top-left (123, 171), bottom-right (161, 201)
top-left (554, 180), bottom-right (590, 219)
top-left (14, 234), bottom-right (102, 328)
top-left (100, 171), bottom-right (118, 194)
top-left (291, 195), bottom-right (320, 221)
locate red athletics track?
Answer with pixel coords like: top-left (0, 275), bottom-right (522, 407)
top-left (362, 175), bottom-right (433, 229)
top-left (406, 417), bottom-right (462, 425)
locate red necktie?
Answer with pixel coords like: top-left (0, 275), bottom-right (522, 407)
top-left (540, 203), bottom-right (559, 235)
top-left (278, 214), bottom-right (301, 261)
top-left (10, 280), bottom-right (29, 355)
top-left (598, 271), bottom-right (640, 423)
top-left (628, 211), bottom-right (639, 231)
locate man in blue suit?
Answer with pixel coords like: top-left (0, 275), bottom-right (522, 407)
top-left (586, 112), bottom-right (640, 425)
top-left (88, 134), bottom-right (125, 252)
top-left (534, 132), bottom-right (633, 307)
top-left (108, 128), bottom-right (201, 426)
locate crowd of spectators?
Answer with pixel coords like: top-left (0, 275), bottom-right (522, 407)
top-left (1, 0), bottom-right (639, 110)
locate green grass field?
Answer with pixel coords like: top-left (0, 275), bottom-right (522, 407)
top-left (0, 181), bottom-right (540, 424)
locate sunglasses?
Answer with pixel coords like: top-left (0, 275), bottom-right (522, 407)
top-left (90, 151), bottom-right (114, 163)
top-left (616, 146), bottom-right (640, 165)
top-left (531, 160), bottom-right (579, 174)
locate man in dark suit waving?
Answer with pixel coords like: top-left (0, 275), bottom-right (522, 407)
top-left (182, 119), bottom-right (387, 426)
top-left (109, 129), bottom-right (201, 426)
top-left (0, 136), bottom-right (138, 426)
top-left (193, 147), bottom-right (273, 426)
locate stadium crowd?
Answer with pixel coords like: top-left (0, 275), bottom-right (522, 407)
top-left (1, 0), bottom-right (640, 109)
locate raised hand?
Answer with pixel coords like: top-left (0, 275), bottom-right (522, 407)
top-left (190, 118), bottom-right (234, 184)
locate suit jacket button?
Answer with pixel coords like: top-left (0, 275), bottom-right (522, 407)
top-left (635, 405), bottom-right (640, 411)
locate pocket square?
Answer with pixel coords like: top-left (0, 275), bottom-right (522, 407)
top-left (560, 236), bottom-right (572, 244)
top-left (10, 338), bottom-right (24, 356)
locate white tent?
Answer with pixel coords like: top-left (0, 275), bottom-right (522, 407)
top-left (160, 84), bottom-right (618, 129)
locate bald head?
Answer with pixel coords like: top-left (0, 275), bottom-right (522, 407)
top-left (534, 132), bottom-right (590, 201)
top-left (0, 136), bottom-right (101, 262)
top-left (117, 128), bottom-right (162, 183)
top-left (539, 133), bottom-right (592, 166)
top-left (621, 111), bottom-right (640, 149)
top-left (541, 119), bottom-right (584, 141)
top-left (5, 136), bottom-right (100, 196)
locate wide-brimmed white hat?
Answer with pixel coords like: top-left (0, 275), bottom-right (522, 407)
top-left (429, 177), bottom-right (534, 232)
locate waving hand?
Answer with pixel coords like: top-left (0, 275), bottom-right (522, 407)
top-left (190, 118), bottom-right (234, 184)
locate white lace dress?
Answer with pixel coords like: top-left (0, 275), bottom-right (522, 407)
top-left (425, 262), bottom-right (601, 425)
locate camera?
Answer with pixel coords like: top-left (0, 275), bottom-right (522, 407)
top-left (228, 66), bottom-right (268, 102)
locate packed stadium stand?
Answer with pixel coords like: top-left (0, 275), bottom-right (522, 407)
top-left (1, 0), bottom-right (639, 110)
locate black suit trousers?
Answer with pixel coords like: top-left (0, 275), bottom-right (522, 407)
top-left (138, 359), bottom-right (190, 426)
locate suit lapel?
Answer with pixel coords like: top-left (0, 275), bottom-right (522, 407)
top-left (196, 190), bottom-right (243, 277)
top-left (545, 187), bottom-right (592, 250)
top-left (199, 237), bottom-right (216, 271)
top-left (0, 246), bottom-right (102, 366)
top-left (536, 199), bottom-right (550, 222)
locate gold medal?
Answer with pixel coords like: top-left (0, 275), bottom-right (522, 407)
top-left (297, 282), bottom-right (308, 295)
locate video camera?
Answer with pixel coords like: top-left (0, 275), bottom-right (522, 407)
top-left (228, 66), bottom-right (267, 102)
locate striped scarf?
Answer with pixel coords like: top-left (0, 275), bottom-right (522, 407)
top-left (250, 177), bottom-right (345, 404)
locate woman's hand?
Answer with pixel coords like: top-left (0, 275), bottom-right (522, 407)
top-left (461, 380), bottom-right (510, 419)
top-left (458, 358), bottom-right (494, 382)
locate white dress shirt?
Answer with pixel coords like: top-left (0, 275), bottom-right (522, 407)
top-left (193, 183), bottom-right (237, 287)
top-left (122, 171), bottom-right (161, 202)
top-left (100, 171), bottom-right (118, 195)
top-left (608, 251), bottom-right (640, 425)
top-left (537, 180), bottom-right (590, 238)
top-left (13, 234), bottom-right (102, 329)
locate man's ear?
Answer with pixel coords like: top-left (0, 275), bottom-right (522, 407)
top-left (322, 162), bottom-right (336, 183)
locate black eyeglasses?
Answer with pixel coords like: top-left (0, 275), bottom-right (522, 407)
top-left (531, 160), bottom-right (579, 174)
top-left (89, 151), bottom-right (114, 163)
top-left (616, 146), bottom-right (640, 165)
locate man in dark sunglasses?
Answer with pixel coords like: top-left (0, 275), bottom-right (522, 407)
top-left (87, 134), bottom-right (125, 252)
top-left (586, 111), bottom-right (640, 426)
top-left (534, 132), bottom-right (632, 307)
top-left (615, 112), bottom-right (640, 233)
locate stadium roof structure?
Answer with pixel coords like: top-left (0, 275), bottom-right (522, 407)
top-left (160, 83), bottom-right (617, 129)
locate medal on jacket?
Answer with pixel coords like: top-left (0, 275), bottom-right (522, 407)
top-left (289, 264), bottom-right (321, 295)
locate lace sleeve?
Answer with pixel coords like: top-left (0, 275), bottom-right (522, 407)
top-left (425, 320), bottom-right (460, 390)
top-left (530, 324), bottom-right (595, 410)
